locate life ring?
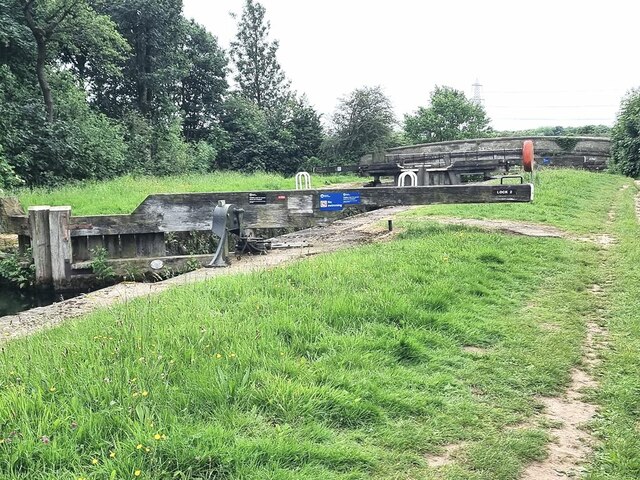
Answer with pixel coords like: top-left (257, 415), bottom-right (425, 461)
top-left (522, 140), bottom-right (534, 172)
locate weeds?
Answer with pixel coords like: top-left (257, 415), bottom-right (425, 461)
top-left (0, 249), bottom-right (35, 289)
top-left (89, 247), bottom-right (115, 282)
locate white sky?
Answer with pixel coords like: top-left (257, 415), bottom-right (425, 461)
top-left (183, 0), bottom-right (640, 131)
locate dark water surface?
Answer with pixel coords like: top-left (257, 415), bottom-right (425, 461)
top-left (0, 287), bottom-right (69, 317)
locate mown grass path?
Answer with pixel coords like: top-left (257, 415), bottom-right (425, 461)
top-left (1, 170), bottom-right (639, 479)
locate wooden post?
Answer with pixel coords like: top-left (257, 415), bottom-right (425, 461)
top-left (49, 206), bottom-right (72, 291)
top-left (28, 206), bottom-right (52, 286)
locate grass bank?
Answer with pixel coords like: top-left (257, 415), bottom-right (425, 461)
top-left (404, 169), bottom-right (626, 233)
top-left (585, 182), bottom-right (640, 479)
top-left (2, 169), bottom-right (639, 478)
top-left (0, 222), bottom-right (601, 479)
top-left (15, 172), bottom-right (360, 215)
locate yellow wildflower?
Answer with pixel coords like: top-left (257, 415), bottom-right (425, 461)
top-left (132, 392), bottom-right (139, 397)
top-left (49, 386), bottom-right (56, 392)
top-left (136, 444), bottom-right (143, 450)
top-left (215, 353), bottom-right (222, 359)
top-left (109, 451), bottom-right (116, 458)
top-left (141, 391), bottom-right (148, 397)
top-left (134, 470), bottom-right (142, 477)
top-left (145, 447), bottom-right (150, 453)
top-left (154, 434), bottom-right (161, 440)
top-left (91, 458), bottom-right (99, 465)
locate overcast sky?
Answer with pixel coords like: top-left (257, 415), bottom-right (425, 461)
top-left (183, 0), bottom-right (640, 131)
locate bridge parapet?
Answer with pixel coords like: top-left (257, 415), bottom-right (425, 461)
top-left (362, 136), bottom-right (611, 170)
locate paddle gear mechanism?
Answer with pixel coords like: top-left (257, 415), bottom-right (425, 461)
top-left (207, 200), bottom-right (272, 267)
top-left (207, 201), bottom-right (244, 268)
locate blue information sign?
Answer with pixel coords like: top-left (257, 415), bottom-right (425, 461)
top-left (342, 192), bottom-right (361, 205)
top-left (319, 192), bottom-right (344, 211)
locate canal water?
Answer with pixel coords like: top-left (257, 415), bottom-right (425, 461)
top-left (0, 287), bottom-right (67, 317)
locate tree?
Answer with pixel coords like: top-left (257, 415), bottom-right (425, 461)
top-left (17, 0), bottom-right (126, 122)
top-left (326, 86), bottom-right (395, 163)
top-left (91, 0), bottom-right (186, 118)
top-left (230, 0), bottom-right (289, 110)
top-left (263, 96), bottom-right (324, 174)
top-left (217, 94), bottom-right (270, 172)
top-left (611, 89), bottom-right (640, 178)
top-left (404, 86), bottom-right (491, 144)
top-left (178, 20), bottom-right (228, 143)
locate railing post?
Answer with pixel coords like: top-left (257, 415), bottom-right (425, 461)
top-left (28, 206), bottom-right (52, 286)
top-left (49, 206), bottom-right (72, 291)
top-left (295, 172), bottom-right (311, 190)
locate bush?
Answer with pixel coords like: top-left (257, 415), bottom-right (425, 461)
top-left (0, 144), bottom-right (22, 191)
top-left (123, 113), bottom-right (207, 176)
top-left (1, 71), bottom-right (127, 187)
top-left (611, 88), bottom-right (640, 178)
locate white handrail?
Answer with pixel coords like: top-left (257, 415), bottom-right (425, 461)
top-left (397, 171), bottom-right (418, 187)
top-left (295, 172), bottom-right (311, 190)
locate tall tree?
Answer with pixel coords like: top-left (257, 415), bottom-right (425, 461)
top-left (404, 86), bottom-right (491, 144)
top-left (263, 95), bottom-right (324, 174)
top-left (178, 20), bottom-right (228, 143)
top-left (611, 88), bottom-right (640, 178)
top-left (230, 0), bottom-right (289, 110)
top-left (326, 86), bottom-right (395, 162)
top-left (18, 0), bottom-right (124, 121)
top-left (91, 0), bottom-right (185, 118)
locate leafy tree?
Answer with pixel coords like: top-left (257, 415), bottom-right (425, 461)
top-left (0, 68), bottom-right (126, 185)
top-left (230, 0), bottom-right (289, 110)
top-left (92, 0), bottom-right (185, 118)
top-left (178, 20), bottom-right (228, 143)
top-left (285, 97), bottom-right (324, 168)
top-left (611, 89), bottom-right (640, 177)
top-left (404, 86), bottom-right (491, 144)
top-left (263, 96), bottom-right (324, 175)
top-left (326, 86), bottom-right (395, 163)
top-left (17, 0), bottom-right (126, 122)
top-left (0, 0), bottom-right (35, 78)
top-left (57, 5), bottom-right (130, 92)
top-left (217, 94), bottom-right (270, 172)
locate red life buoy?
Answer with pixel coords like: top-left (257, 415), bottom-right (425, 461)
top-left (522, 140), bottom-right (534, 172)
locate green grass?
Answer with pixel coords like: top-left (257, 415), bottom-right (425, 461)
top-left (14, 172), bottom-right (361, 215)
top-left (0, 224), bottom-right (601, 479)
top-left (4, 168), bottom-right (640, 478)
top-left (404, 169), bottom-right (630, 233)
top-left (585, 182), bottom-right (640, 479)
